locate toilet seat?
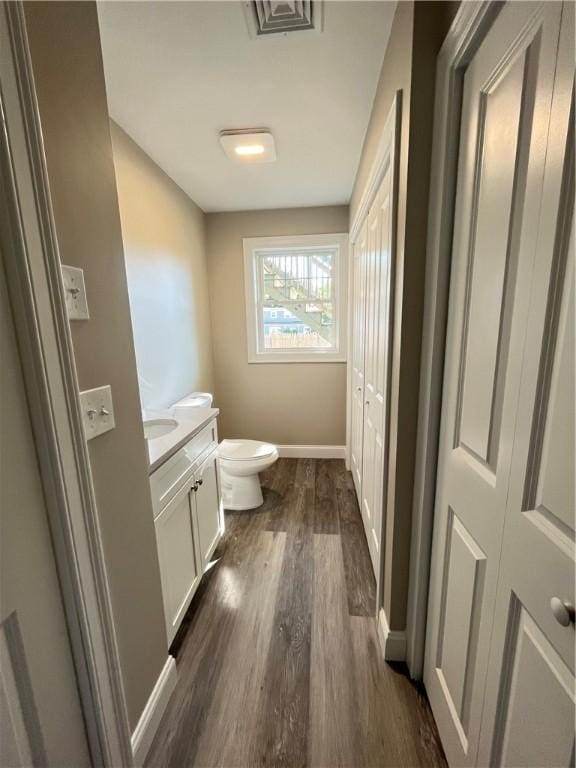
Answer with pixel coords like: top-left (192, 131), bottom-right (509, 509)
top-left (219, 439), bottom-right (276, 462)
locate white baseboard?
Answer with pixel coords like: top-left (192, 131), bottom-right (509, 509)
top-left (377, 608), bottom-right (406, 662)
top-left (277, 444), bottom-right (346, 459)
top-left (132, 656), bottom-right (177, 766)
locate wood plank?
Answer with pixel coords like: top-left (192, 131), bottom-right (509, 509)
top-left (257, 487), bottom-right (313, 767)
top-left (309, 534), bottom-right (358, 766)
top-left (313, 459), bottom-right (340, 534)
top-left (264, 458), bottom-right (298, 532)
top-left (337, 472), bottom-right (376, 616)
top-left (192, 530), bottom-right (286, 767)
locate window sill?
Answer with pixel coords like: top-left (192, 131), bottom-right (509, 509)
top-left (248, 353), bottom-right (347, 364)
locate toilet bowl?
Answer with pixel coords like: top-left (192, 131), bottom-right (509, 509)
top-left (218, 439), bottom-right (279, 511)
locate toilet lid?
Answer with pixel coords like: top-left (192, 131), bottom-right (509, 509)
top-left (219, 439), bottom-right (277, 462)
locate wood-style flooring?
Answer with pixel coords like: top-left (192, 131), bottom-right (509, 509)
top-left (146, 459), bottom-right (446, 768)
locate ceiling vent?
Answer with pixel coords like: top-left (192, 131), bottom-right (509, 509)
top-left (243, 1), bottom-right (323, 38)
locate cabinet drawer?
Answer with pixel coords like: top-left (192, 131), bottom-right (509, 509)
top-left (150, 420), bottom-right (218, 517)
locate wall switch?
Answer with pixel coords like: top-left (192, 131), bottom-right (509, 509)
top-left (80, 385), bottom-right (115, 440)
top-left (62, 265), bottom-right (89, 320)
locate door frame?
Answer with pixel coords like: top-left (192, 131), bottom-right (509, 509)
top-left (0, 3), bottom-right (133, 764)
top-left (405, 0), bottom-right (503, 679)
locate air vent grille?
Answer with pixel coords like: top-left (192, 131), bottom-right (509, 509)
top-left (247, 1), bottom-right (322, 36)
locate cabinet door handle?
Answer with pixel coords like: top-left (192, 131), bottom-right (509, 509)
top-left (192, 481), bottom-right (199, 493)
top-left (197, 478), bottom-right (203, 487)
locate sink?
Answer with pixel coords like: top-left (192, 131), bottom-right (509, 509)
top-left (143, 418), bottom-right (178, 440)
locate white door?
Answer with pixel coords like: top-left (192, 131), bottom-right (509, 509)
top-left (477, 10), bottom-right (575, 764)
top-left (360, 139), bottom-right (396, 576)
top-left (0, 263), bottom-right (91, 767)
top-left (350, 223), bottom-right (368, 497)
top-left (424, 3), bottom-right (565, 766)
top-left (193, 450), bottom-right (223, 571)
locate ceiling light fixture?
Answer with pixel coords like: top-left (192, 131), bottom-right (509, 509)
top-left (220, 129), bottom-right (276, 163)
top-left (235, 144), bottom-right (265, 156)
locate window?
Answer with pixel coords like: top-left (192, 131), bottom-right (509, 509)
top-left (243, 234), bottom-right (348, 363)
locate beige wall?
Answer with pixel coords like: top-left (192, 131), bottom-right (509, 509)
top-left (24, 2), bottom-right (167, 730)
top-left (351, 1), bottom-right (457, 630)
top-left (206, 207), bottom-right (349, 445)
top-left (110, 123), bottom-right (214, 411)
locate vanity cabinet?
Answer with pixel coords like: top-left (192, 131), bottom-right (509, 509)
top-left (150, 417), bottom-right (223, 646)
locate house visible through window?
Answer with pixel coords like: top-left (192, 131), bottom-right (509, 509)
top-left (243, 234), bottom-right (348, 363)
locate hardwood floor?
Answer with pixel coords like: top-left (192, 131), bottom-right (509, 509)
top-left (146, 459), bottom-right (446, 768)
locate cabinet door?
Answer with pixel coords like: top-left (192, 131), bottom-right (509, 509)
top-left (155, 481), bottom-right (202, 645)
top-left (193, 451), bottom-right (223, 572)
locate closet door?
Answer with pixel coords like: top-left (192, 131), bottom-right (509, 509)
top-left (360, 155), bottom-right (395, 577)
top-left (477, 11), bottom-right (574, 765)
top-left (424, 4), bottom-right (563, 766)
top-left (350, 223), bottom-right (368, 497)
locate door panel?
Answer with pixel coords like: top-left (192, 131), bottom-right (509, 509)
top-left (456, 52), bottom-right (525, 466)
top-left (350, 225), bottom-right (368, 496)
top-left (361, 162), bottom-right (394, 576)
top-left (424, 4), bottom-right (563, 765)
top-left (477, 8), bottom-right (575, 763)
top-left (493, 606), bottom-right (574, 768)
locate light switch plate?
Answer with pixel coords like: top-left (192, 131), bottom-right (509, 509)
top-left (62, 265), bottom-right (89, 320)
top-left (80, 385), bottom-right (115, 440)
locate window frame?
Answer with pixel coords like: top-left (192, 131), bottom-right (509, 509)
top-left (243, 233), bottom-right (348, 364)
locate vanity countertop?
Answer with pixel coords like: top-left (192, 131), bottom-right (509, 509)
top-left (147, 407), bottom-right (219, 474)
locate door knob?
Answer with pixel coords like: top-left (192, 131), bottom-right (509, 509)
top-left (550, 597), bottom-right (575, 627)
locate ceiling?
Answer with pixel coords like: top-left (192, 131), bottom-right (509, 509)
top-left (97, 1), bottom-right (395, 213)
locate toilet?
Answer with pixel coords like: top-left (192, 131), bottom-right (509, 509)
top-left (218, 439), bottom-right (279, 511)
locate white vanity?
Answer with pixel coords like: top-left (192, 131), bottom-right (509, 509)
top-left (147, 409), bottom-right (223, 646)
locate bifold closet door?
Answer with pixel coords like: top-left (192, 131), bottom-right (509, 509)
top-left (350, 224), bottom-right (368, 498)
top-left (424, 4), bottom-right (570, 766)
top-left (476, 8), bottom-right (574, 765)
top-left (360, 160), bottom-right (394, 577)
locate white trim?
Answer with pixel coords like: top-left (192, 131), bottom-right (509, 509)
top-left (242, 233), bottom-right (348, 364)
top-left (131, 657), bottom-right (177, 767)
top-left (0, 3), bottom-right (133, 763)
top-left (277, 444), bottom-right (346, 459)
top-left (377, 608), bottom-right (406, 662)
top-left (405, 1), bottom-right (502, 680)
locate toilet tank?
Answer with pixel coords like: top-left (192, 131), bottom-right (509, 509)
top-left (172, 391), bottom-right (213, 414)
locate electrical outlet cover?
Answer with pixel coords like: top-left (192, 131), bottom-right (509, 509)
top-left (62, 265), bottom-right (89, 320)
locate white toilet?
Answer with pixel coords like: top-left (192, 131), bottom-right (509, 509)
top-left (218, 439), bottom-right (279, 511)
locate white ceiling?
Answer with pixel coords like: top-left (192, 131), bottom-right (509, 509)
top-left (97, 1), bottom-right (395, 213)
